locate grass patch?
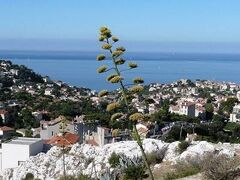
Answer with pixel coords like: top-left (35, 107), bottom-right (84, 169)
top-left (163, 162), bottom-right (201, 180)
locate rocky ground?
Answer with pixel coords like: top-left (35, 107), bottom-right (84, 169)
top-left (3, 139), bottom-right (240, 180)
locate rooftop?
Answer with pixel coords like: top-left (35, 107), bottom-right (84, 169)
top-left (0, 126), bottom-right (14, 132)
top-left (45, 132), bottom-right (79, 147)
top-left (3, 137), bottom-right (42, 145)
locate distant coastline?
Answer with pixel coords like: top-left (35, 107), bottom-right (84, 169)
top-left (1, 50), bottom-right (240, 90)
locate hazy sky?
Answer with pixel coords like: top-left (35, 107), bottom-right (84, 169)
top-left (1, 0), bottom-right (240, 53)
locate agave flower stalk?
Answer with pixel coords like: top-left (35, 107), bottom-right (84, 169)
top-left (96, 27), bottom-right (155, 180)
top-left (59, 116), bottom-right (68, 180)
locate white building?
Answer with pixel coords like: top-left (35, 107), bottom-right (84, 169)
top-left (40, 117), bottom-right (74, 139)
top-left (237, 91), bottom-right (240, 101)
top-left (44, 88), bottom-right (53, 96)
top-left (0, 110), bottom-right (8, 123)
top-left (43, 76), bottom-right (50, 83)
top-left (230, 104), bottom-right (240, 123)
top-left (0, 137), bottom-right (43, 172)
top-left (169, 101), bottom-right (195, 118)
top-left (10, 69), bottom-right (19, 76)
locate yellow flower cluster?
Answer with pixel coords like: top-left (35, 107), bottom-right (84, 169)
top-left (115, 58), bottom-right (125, 65)
top-left (106, 102), bottom-right (120, 112)
top-left (100, 27), bottom-right (112, 38)
top-left (112, 50), bottom-right (123, 57)
top-left (96, 54), bottom-right (106, 61)
top-left (130, 85), bottom-right (144, 93)
top-left (107, 74), bottom-right (118, 82)
top-left (112, 129), bottom-right (120, 137)
top-left (102, 44), bottom-right (112, 50)
top-left (98, 90), bottom-right (109, 97)
top-left (129, 113), bottom-right (144, 122)
top-left (97, 65), bottom-right (108, 73)
top-left (128, 62), bottom-right (138, 69)
top-left (133, 77), bottom-right (144, 84)
top-left (112, 36), bottom-right (119, 42)
top-left (109, 75), bottom-right (123, 83)
top-left (116, 46), bottom-right (126, 52)
top-left (111, 112), bottom-right (124, 121)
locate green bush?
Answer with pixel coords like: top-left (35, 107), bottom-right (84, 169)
top-left (77, 174), bottom-right (90, 180)
top-left (123, 164), bottom-right (147, 180)
top-left (108, 152), bottom-right (121, 168)
top-left (163, 162), bottom-right (201, 180)
top-left (177, 141), bottom-right (190, 154)
top-left (59, 174), bottom-right (90, 180)
top-left (24, 173), bottom-right (34, 180)
top-left (201, 154), bottom-right (240, 180)
top-left (146, 151), bottom-right (164, 165)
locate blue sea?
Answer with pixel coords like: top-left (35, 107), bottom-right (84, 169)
top-left (1, 50), bottom-right (240, 91)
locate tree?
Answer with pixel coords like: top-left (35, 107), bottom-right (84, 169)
top-left (205, 103), bottom-right (214, 120)
top-left (0, 115), bottom-right (3, 126)
top-left (165, 125), bottom-right (187, 142)
top-left (25, 129), bottom-right (33, 137)
top-left (219, 97), bottom-right (238, 116)
top-left (96, 27), bottom-right (154, 179)
top-left (20, 109), bottom-right (39, 128)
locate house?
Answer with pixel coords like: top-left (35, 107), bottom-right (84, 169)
top-left (32, 111), bottom-right (43, 121)
top-left (44, 88), bottom-right (53, 96)
top-left (0, 109), bottom-right (8, 123)
top-left (0, 102), bottom-right (5, 109)
top-left (40, 119), bottom-right (61, 139)
top-left (40, 117), bottom-right (74, 139)
top-left (73, 121), bottom-right (97, 144)
top-left (169, 105), bottom-right (180, 114)
top-left (230, 104), bottom-right (240, 123)
top-left (54, 80), bottom-right (63, 87)
top-left (0, 126), bottom-right (15, 139)
top-left (136, 123), bottom-right (149, 139)
top-left (237, 91), bottom-right (240, 101)
top-left (169, 101), bottom-right (195, 118)
top-left (43, 76), bottom-right (50, 83)
top-left (85, 126), bottom-right (130, 147)
top-left (44, 132), bottom-right (79, 151)
top-left (10, 69), bottom-right (19, 76)
top-left (0, 137), bottom-right (43, 172)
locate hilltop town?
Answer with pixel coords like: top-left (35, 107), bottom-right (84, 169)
top-left (1, 59), bottom-right (240, 179)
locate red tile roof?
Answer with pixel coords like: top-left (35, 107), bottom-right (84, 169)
top-left (0, 109), bottom-right (8, 114)
top-left (0, 126), bottom-right (14, 132)
top-left (86, 139), bottom-right (99, 146)
top-left (45, 132), bottom-right (79, 147)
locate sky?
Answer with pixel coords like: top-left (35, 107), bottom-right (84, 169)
top-left (1, 0), bottom-right (240, 53)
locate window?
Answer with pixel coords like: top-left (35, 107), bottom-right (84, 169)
top-left (18, 161), bottom-right (25, 165)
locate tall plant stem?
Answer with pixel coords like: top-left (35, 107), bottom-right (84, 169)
top-left (62, 145), bottom-right (66, 180)
top-left (106, 39), bottom-right (155, 180)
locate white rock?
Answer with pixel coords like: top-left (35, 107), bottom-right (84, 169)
top-left (3, 139), bottom-right (239, 180)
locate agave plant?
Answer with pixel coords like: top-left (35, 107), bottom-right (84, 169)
top-left (96, 27), bottom-right (154, 180)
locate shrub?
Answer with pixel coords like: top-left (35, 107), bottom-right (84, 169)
top-left (146, 151), bottom-right (165, 165)
top-left (77, 174), bottom-right (91, 180)
top-left (163, 162), bottom-right (201, 180)
top-left (123, 164), bottom-right (147, 180)
top-left (201, 154), bottom-right (240, 180)
top-left (59, 174), bottom-right (90, 180)
top-left (177, 141), bottom-right (190, 154)
top-left (24, 173), bottom-right (34, 180)
top-left (108, 152), bottom-right (121, 168)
